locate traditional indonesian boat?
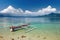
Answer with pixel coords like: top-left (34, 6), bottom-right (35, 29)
top-left (10, 24), bottom-right (29, 32)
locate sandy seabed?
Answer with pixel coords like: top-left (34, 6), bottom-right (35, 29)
top-left (0, 27), bottom-right (60, 40)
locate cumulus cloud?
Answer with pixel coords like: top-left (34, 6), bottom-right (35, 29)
top-left (0, 5), bottom-right (56, 16)
top-left (25, 10), bottom-right (32, 14)
top-left (0, 5), bottom-right (23, 14)
top-left (37, 5), bottom-right (56, 15)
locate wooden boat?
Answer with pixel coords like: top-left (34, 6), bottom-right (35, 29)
top-left (10, 24), bottom-right (29, 32)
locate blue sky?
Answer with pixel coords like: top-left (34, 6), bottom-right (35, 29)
top-left (0, 0), bottom-right (60, 11)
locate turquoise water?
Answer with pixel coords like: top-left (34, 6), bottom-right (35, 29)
top-left (0, 17), bottom-right (60, 27)
top-left (0, 17), bottom-right (60, 34)
top-left (0, 17), bottom-right (60, 32)
top-left (0, 17), bottom-right (60, 40)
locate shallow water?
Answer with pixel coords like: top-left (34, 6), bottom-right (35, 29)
top-left (0, 17), bottom-right (60, 40)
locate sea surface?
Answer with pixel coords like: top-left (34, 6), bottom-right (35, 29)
top-left (0, 17), bottom-right (60, 40)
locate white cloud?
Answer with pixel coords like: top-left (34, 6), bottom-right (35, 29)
top-left (25, 10), bottom-right (32, 14)
top-left (0, 5), bottom-right (56, 16)
top-left (37, 5), bottom-right (56, 15)
top-left (0, 5), bottom-right (23, 14)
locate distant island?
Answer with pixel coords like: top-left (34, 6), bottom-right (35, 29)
top-left (0, 13), bottom-right (60, 17)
